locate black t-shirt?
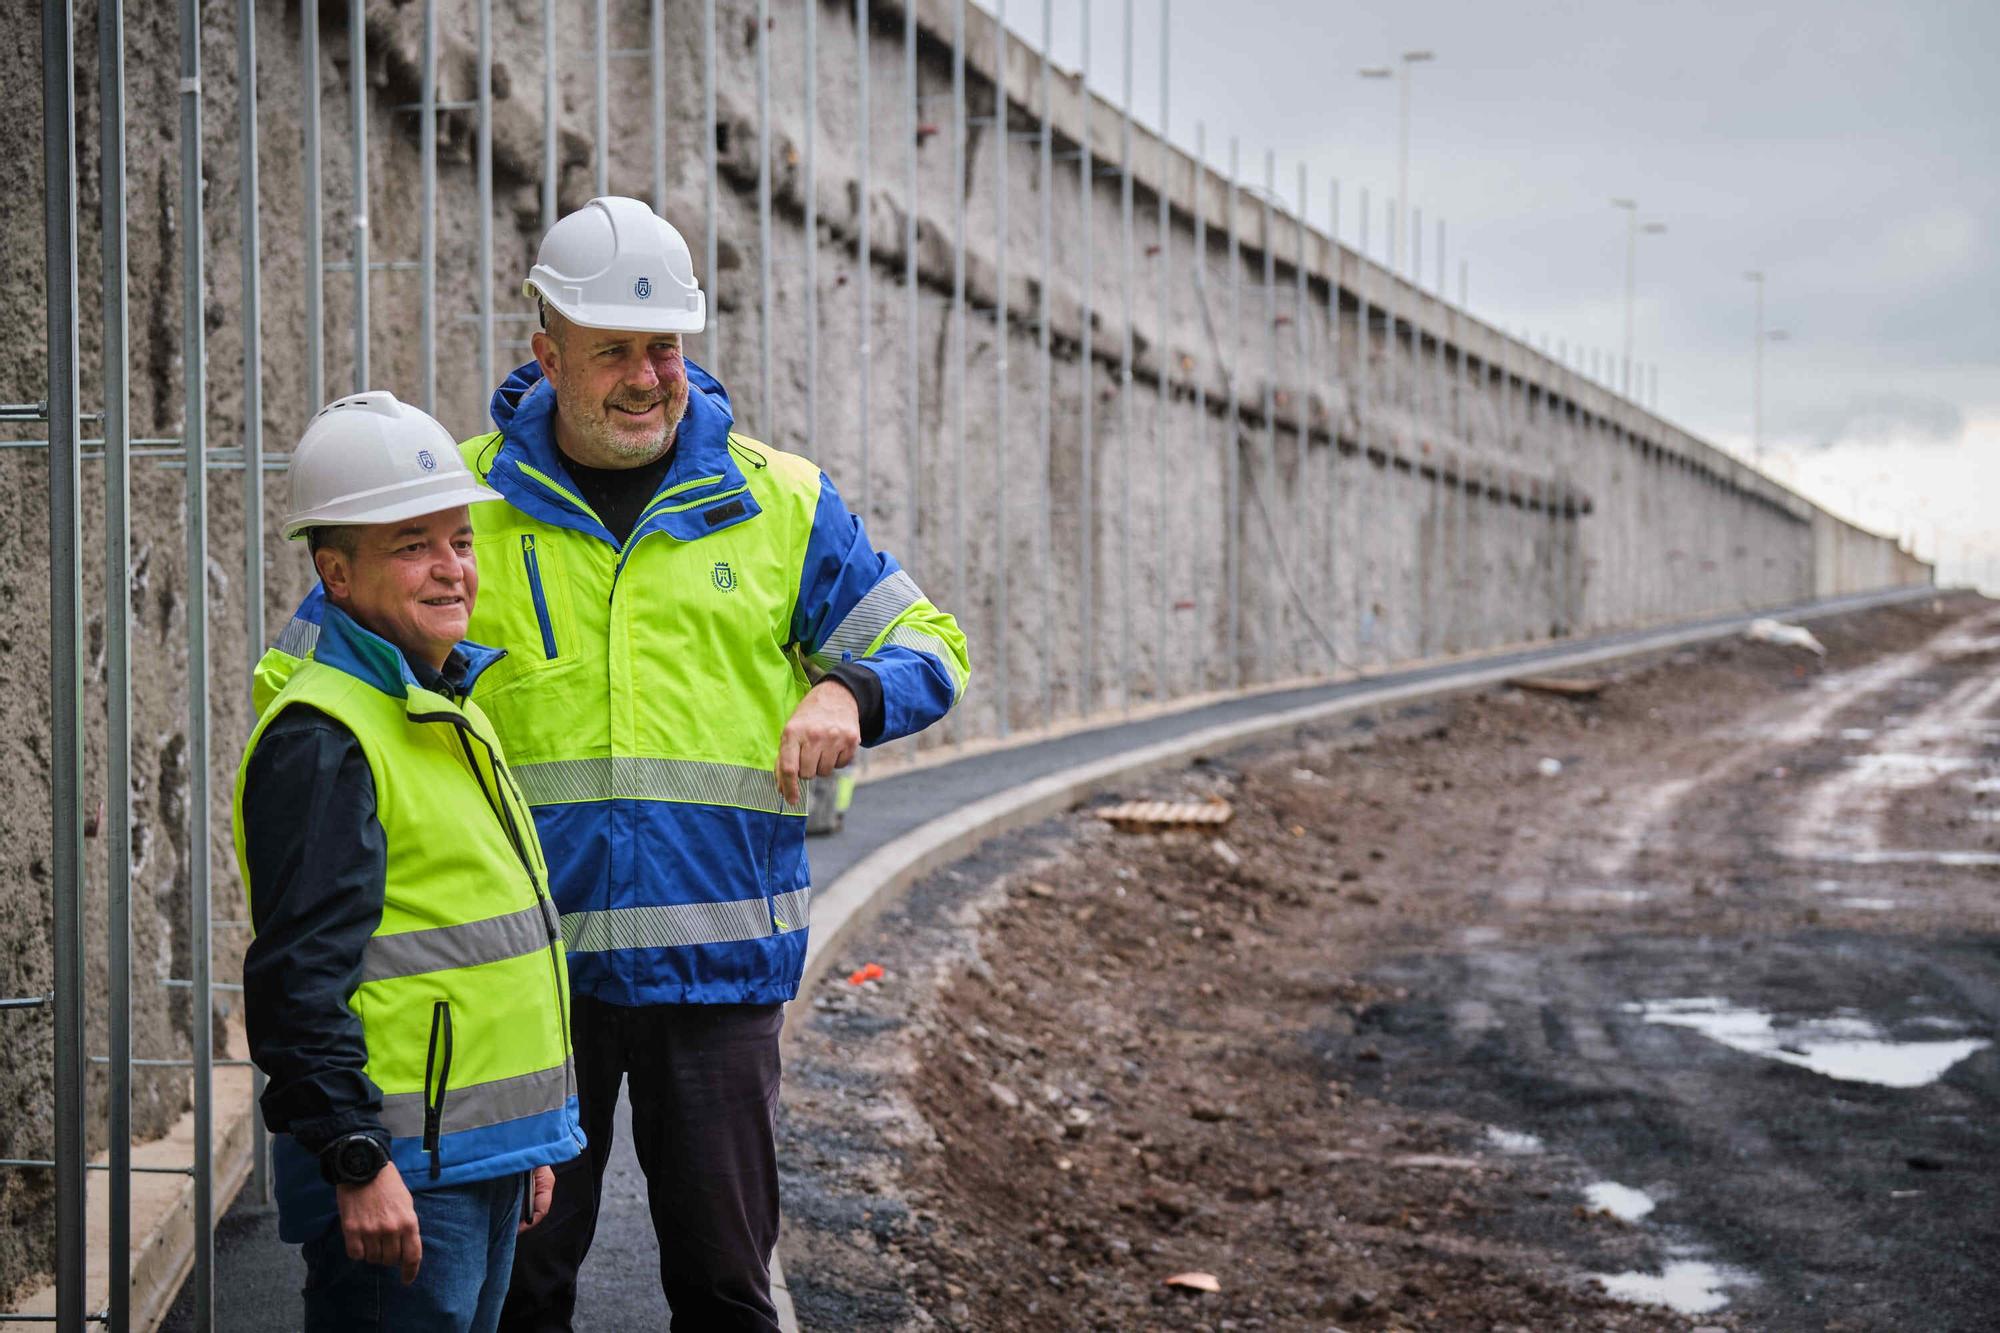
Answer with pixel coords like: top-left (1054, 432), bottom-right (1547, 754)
top-left (560, 446), bottom-right (676, 547)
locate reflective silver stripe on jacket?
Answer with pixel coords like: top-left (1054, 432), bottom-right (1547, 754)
top-left (816, 569), bottom-right (923, 662)
top-left (881, 625), bottom-right (968, 699)
top-left (560, 887), bottom-right (812, 955)
top-left (508, 756), bottom-right (808, 815)
top-left (274, 613), bottom-right (322, 659)
top-left (360, 903), bottom-right (555, 986)
top-left (379, 1062), bottom-right (572, 1140)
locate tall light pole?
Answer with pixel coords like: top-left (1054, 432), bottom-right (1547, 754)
top-left (1358, 49), bottom-right (1434, 278)
top-left (1611, 198), bottom-right (1664, 398)
top-left (1747, 270), bottom-right (1766, 458)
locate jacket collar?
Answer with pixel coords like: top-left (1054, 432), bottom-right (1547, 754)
top-left (481, 358), bottom-right (763, 550)
top-left (290, 588), bottom-right (507, 702)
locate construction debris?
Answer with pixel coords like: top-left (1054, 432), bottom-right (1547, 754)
top-left (1745, 618), bottom-right (1827, 656)
top-left (1097, 799), bottom-right (1234, 831)
top-left (1507, 674), bottom-right (1607, 699)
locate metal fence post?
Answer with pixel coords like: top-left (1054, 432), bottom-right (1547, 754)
top-left (1117, 0), bottom-right (1134, 710)
top-left (99, 0), bottom-right (136, 1318)
top-left (1037, 1), bottom-right (1054, 720)
top-left (302, 0), bottom-right (323, 409)
top-left (950, 0), bottom-right (966, 660)
top-left (856, 0), bottom-right (872, 524)
top-left (349, 0), bottom-right (368, 390)
top-left (478, 0), bottom-right (493, 397)
top-left (1224, 136), bottom-right (1239, 689)
top-left (420, 0), bottom-right (436, 414)
top-left (1153, 0), bottom-right (1170, 698)
top-left (43, 0), bottom-right (87, 1324)
top-left (756, 0), bottom-right (772, 434)
top-left (994, 0), bottom-right (1010, 737)
top-left (1077, 0), bottom-right (1095, 715)
top-left (804, 0), bottom-right (818, 458)
top-left (179, 0), bottom-right (216, 1319)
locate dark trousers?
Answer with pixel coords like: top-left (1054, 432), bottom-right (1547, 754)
top-left (499, 996), bottom-right (784, 1333)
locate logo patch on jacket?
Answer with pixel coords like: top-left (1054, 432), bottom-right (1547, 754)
top-left (712, 561), bottom-right (738, 592)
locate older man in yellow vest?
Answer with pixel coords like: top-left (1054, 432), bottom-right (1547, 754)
top-left (235, 391), bottom-right (585, 1332)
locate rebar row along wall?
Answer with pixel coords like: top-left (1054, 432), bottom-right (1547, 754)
top-left (2, 0), bottom-right (1927, 1308)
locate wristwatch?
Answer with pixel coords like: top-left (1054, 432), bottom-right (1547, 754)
top-left (319, 1132), bottom-right (390, 1187)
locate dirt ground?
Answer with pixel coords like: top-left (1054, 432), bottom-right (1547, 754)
top-left (779, 594), bottom-right (2000, 1332)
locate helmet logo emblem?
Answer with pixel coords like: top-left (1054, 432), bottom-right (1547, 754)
top-left (633, 276), bottom-right (652, 300)
top-left (416, 449), bottom-right (437, 472)
top-left (711, 561), bottom-right (737, 592)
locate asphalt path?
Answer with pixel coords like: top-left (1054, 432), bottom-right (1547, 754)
top-left (166, 586), bottom-right (1932, 1330)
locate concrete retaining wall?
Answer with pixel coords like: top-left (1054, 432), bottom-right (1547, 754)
top-left (1, 0), bottom-right (1926, 1301)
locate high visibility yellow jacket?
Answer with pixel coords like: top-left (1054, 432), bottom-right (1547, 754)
top-left (233, 604), bottom-right (583, 1238)
top-left (451, 357), bottom-right (969, 1006)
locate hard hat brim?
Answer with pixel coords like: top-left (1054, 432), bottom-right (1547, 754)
top-left (281, 477), bottom-right (506, 540)
top-left (525, 278), bottom-right (707, 336)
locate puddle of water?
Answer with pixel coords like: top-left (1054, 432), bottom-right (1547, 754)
top-left (1624, 997), bottom-right (1991, 1089)
top-left (1584, 1180), bottom-right (1656, 1221)
top-left (1593, 1260), bottom-right (1738, 1315)
top-left (1838, 727), bottom-right (1877, 741)
top-left (1483, 1126), bottom-right (1543, 1154)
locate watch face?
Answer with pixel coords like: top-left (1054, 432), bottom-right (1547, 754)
top-left (338, 1137), bottom-right (384, 1182)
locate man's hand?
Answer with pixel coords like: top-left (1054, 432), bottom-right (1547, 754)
top-left (519, 1165), bottom-right (555, 1233)
top-left (336, 1163), bottom-right (422, 1284)
top-left (775, 681), bottom-right (861, 806)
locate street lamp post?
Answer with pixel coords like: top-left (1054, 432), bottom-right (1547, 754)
top-left (1611, 198), bottom-right (1665, 399)
top-left (1358, 50), bottom-right (1433, 279)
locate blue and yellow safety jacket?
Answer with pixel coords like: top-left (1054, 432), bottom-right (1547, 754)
top-left (445, 358), bottom-right (968, 1006)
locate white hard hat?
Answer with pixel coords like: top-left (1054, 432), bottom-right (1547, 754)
top-left (524, 196), bottom-right (707, 335)
top-left (281, 391), bottom-right (502, 540)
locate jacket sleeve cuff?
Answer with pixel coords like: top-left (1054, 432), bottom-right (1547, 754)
top-left (287, 1109), bottom-right (392, 1157)
top-left (820, 663), bottom-right (885, 746)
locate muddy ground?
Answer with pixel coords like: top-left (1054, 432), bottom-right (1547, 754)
top-left (779, 594), bottom-right (2000, 1332)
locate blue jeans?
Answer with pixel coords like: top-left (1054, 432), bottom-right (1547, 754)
top-left (302, 1172), bottom-right (528, 1333)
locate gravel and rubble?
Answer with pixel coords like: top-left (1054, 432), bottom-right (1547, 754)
top-left (780, 595), bottom-right (1998, 1331)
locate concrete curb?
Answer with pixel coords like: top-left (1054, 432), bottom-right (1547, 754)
top-left (774, 584), bottom-right (1940, 1330)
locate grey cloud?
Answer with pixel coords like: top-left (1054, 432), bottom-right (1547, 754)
top-left (1790, 394), bottom-right (1967, 451)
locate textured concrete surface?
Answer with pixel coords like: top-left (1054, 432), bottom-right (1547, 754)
top-left (7, 0), bottom-right (1927, 1307)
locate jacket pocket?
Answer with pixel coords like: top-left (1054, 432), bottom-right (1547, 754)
top-left (422, 999), bottom-right (454, 1179)
top-left (522, 535), bottom-right (559, 660)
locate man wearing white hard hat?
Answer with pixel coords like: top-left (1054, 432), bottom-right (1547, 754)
top-left (234, 392), bottom-right (585, 1332)
top-left (442, 197), bottom-right (968, 1330)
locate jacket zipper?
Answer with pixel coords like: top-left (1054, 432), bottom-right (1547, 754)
top-left (441, 717), bottom-right (577, 1111)
top-left (422, 999), bottom-right (454, 1179)
top-left (521, 534), bottom-right (559, 659)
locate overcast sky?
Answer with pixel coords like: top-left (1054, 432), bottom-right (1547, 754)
top-left (1003, 0), bottom-right (1999, 583)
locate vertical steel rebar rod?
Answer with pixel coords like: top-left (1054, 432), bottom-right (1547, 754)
top-left (651, 0), bottom-right (666, 211)
top-left (594, 0), bottom-right (609, 196)
top-left (1077, 0), bottom-right (1094, 713)
top-left (993, 0), bottom-right (1010, 736)
top-left (902, 0), bottom-right (918, 560)
top-left (1037, 0), bottom-right (1054, 719)
top-left (1117, 0), bottom-right (1134, 708)
top-left (303, 0), bottom-right (323, 409)
top-left (179, 0), bottom-right (215, 1316)
top-left (420, 0), bottom-right (436, 414)
top-left (757, 0), bottom-right (772, 434)
top-left (949, 0), bottom-right (966, 646)
top-left (1224, 136), bottom-right (1240, 688)
top-left (1354, 188), bottom-right (1369, 664)
top-left (1380, 194), bottom-right (1395, 660)
top-left (240, 0), bottom-right (270, 1213)
top-left (1325, 178), bottom-right (1339, 665)
top-left (43, 0), bottom-right (85, 1323)
top-left (857, 0), bottom-right (871, 519)
top-left (1191, 121), bottom-right (1207, 690)
top-left (543, 0), bottom-right (557, 230)
top-left (350, 0), bottom-right (368, 391)
top-left (804, 0), bottom-right (818, 457)
top-left (1292, 162), bottom-right (1307, 674)
top-left (703, 0), bottom-right (717, 356)
top-left (478, 0), bottom-right (494, 396)
top-left (99, 0), bottom-right (135, 1317)
top-left (1152, 0), bottom-right (1170, 695)
top-left (1259, 150), bottom-right (1275, 682)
